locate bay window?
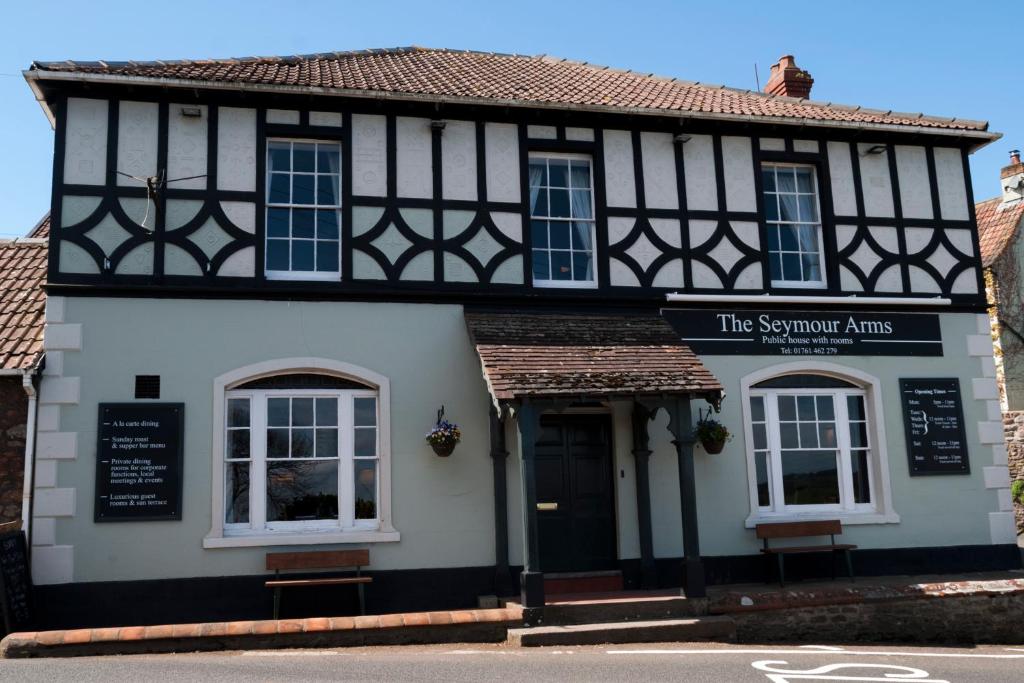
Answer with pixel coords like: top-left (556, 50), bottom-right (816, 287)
top-left (224, 377), bottom-right (379, 534)
top-left (742, 368), bottom-right (898, 526)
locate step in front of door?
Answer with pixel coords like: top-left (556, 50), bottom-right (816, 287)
top-left (507, 616), bottom-right (736, 647)
top-left (544, 570), bottom-right (623, 596)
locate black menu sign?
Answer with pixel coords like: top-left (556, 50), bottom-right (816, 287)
top-left (0, 530), bottom-right (32, 635)
top-left (662, 309), bottom-right (943, 356)
top-left (95, 403), bottom-right (184, 521)
top-left (899, 379), bottom-right (970, 476)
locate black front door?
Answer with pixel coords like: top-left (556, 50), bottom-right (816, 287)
top-left (534, 414), bottom-right (616, 572)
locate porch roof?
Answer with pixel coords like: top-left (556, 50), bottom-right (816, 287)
top-left (464, 310), bottom-right (723, 402)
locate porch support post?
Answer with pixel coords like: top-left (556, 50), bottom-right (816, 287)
top-left (631, 403), bottom-right (657, 589)
top-left (515, 399), bottom-right (545, 618)
top-left (489, 405), bottom-right (513, 596)
top-left (667, 396), bottom-right (706, 598)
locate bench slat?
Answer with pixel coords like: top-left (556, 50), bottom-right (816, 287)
top-left (755, 520), bottom-right (843, 539)
top-left (761, 544), bottom-right (857, 554)
top-left (266, 577), bottom-right (373, 588)
top-left (266, 549), bottom-right (369, 571)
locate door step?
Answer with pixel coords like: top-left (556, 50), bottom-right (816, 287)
top-left (540, 593), bottom-right (705, 625)
top-left (544, 570), bottom-right (623, 596)
top-left (507, 615), bottom-right (735, 647)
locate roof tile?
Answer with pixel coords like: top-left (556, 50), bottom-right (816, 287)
top-left (976, 197), bottom-right (1024, 267)
top-left (31, 47), bottom-right (988, 133)
top-left (465, 311), bottom-right (722, 401)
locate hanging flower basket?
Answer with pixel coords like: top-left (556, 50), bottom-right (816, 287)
top-left (426, 407), bottom-right (461, 458)
top-left (693, 410), bottom-right (731, 455)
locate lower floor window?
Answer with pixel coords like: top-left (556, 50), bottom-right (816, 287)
top-left (224, 382), bottom-right (379, 532)
top-left (748, 374), bottom-right (874, 514)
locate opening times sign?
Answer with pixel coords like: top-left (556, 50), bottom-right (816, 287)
top-left (94, 403), bottom-right (184, 522)
top-left (899, 379), bottom-right (970, 476)
top-left (662, 309), bottom-right (942, 356)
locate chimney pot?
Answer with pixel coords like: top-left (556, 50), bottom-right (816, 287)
top-left (763, 54), bottom-right (813, 99)
top-left (1011, 150), bottom-right (1022, 165)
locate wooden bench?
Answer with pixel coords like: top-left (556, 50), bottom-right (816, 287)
top-left (265, 549), bottom-right (372, 619)
top-left (756, 520), bottom-right (856, 587)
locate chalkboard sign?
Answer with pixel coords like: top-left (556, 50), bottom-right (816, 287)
top-left (899, 379), bottom-right (970, 476)
top-left (0, 530), bottom-right (33, 635)
top-left (95, 403), bottom-right (185, 522)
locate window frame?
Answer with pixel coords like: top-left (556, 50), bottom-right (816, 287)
top-left (528, 151), bottom-right (599, 290)
top-left (761, 162), bottom-right (827, 290)
top-left (206, 358), bottom-right (398, 549)
top-left (264, 137), bottom-right (343, 282)
top-left (739, 362), bottom-right (899, 528)
top-left (223, 387), bottom-right (379, 536)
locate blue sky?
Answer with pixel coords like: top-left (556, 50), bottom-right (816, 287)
top-left (0, 0), bottom-right (1018, 236)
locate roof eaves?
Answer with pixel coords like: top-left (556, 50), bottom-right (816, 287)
top-left (24, 66), bottom-right (1001, 143)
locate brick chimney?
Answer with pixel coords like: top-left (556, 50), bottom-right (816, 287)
top-left (1002, 149), bottom-right (1024, 204)
top-left (764, 55), bottom-right (814, 99)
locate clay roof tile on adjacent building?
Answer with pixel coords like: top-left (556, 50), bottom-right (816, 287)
top-left (464, 311), bottom-right (722, 402)
top-left (975, 197), bottom-right (1024, 267)
top-left (29, 47), bottom-right (991, 134)
top-left (0, 228), bottom-right (48, 371)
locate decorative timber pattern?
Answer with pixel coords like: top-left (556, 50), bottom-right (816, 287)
top-left (48, 94), bottom-right (985, 304)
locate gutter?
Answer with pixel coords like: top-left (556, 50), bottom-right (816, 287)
top-left (665, 293), bottom-right (952, 306)
top-left (23, 70), bottom-right (1002, 150)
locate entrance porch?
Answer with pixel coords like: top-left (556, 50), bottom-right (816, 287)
top-left (465, 311), bottom-right (724, 622)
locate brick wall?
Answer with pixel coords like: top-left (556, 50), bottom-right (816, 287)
top-left (1003, 410), bottom-right (1024, 534)
top-left (0, 377), bottom-right (27, 523)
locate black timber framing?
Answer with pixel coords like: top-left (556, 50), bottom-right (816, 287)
top-left (41, 79), bottom-right (989, 308)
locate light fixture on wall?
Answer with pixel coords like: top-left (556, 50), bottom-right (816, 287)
top-left (673, 133), bottom-right (691, 145)
top-left (180, 106), bottom-right (203, 118)
top-left (864, 145), bottom-right (887, 155)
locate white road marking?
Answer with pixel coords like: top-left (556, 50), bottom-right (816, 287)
top-left (240, 650), bottom-right (349, 657)
top-left (607, 648), bottom-right (1024, 659)
top-left (752, 660), bottom-right (947, 682)
top-left (799, 645), bottom-right (845, 651)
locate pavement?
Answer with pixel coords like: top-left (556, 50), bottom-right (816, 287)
top-left (1, 641), bottom-right (1022, 681)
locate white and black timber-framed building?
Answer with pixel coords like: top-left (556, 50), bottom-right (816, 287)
top-left (16, 48), bottom-right (1020, 628)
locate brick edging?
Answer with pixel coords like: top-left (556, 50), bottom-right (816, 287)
top-left (1, 606), bottom-right (523, 659)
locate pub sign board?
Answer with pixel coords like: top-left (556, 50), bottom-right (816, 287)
top-left (0, 530), bottom-right (32, 635)
top-left (94, 403), bottom-right (185, 522)
top-left (899, 379), bottom-right (970, 476)
top-left (662, 308), bottom-right (942, 356)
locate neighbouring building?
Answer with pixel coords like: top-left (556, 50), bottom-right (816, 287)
top-left (0, 215), bottom-right (48, 526)
top-left (18, 49), bottom-right (1020, 628)
top-left (976, 150), bottom-right (1024, 533)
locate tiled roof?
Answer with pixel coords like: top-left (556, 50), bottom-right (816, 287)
top-left (27, 213), bottom-right (50, 239)
top-left (464, 311), bottom-right (722, 401)
top-left (976, 197), bottom-right (1024, 267)
top-left (0, 238), bottom-right (47, 371)
top-left (30, 47), bottom-right (990, 133)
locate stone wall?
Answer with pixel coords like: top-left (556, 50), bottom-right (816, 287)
top-left (713, 578), bottom-right (1024, 644)
top-left (1003, 410), bottom-right (1024, 534)
top-left (0, 377), bottom-right (27, 523)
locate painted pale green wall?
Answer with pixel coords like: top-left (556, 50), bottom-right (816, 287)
top-left (56, 298), bottom-right (497, 582)
top-left (52, 298), bottom-right (1000, 583)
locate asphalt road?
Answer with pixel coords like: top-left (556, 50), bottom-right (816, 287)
top-left (3, 642), bottom-right (1024, 682)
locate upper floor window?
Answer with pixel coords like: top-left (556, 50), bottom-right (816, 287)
top-left (266, 139), bottom-right (341, 280)
top-left (529, 154), bottom-right (596, 288)
top-left (762, 164), bottom-right (825, 289)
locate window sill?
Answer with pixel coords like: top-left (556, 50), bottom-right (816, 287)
top-left (203, 528), bottom-right (400, 548)
top-left (743, 510), bottom-right (900, 529)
